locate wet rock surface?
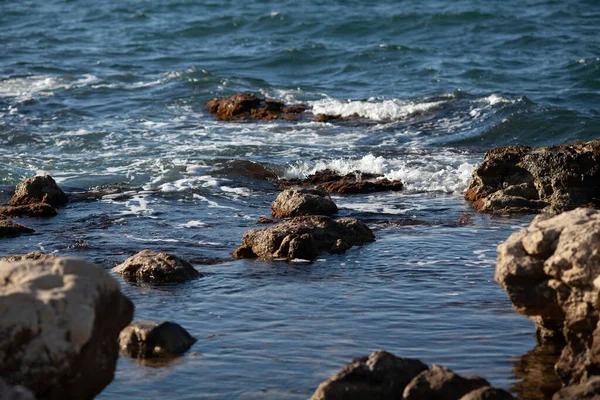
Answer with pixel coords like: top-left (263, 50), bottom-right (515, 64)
top-left (0, 203), bottom-right (57, 218)
top-left (271, 187), bottom-right (338, 218)
top-left (112, 249), bottom-right (204, 283)
top-left (465, 140), bottom-right (600, 214)
top-left (0, 251), bottom-right (56, 263)
top-left (206, 93), bottom-right (307, 121)
top-left (232, 215), bottom-right (375, 261)
top-left (0, 257), bottom-right (134, 400)
top-left (277, 169), bottom-right (404, 194)
top-left (0, 219), bottom-right (35, 237)
top-left (8, 175), bottom-right (68, 207)
top-left (119, 321), bottom-right (197, 358)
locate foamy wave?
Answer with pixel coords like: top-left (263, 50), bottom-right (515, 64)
top-left (0, 75), bottom-right (98, 100)
top-left (309, 98), bottom-right (446, 121)
top-left (475, 94), bottom-right (514, 106)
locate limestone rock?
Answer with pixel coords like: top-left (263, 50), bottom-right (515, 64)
top-left (206, 93), bottom-right (307, 121)
top-left (309, 351), bottom-right (427, 400)
top-left (271, 187), bottom-right (338, 218)
top-left (403, 364), bottom-right (491, 400)
top-left (277, 169), bottom-right (404, 194)
top-left (119, 321), bottom-right (197, 358)
top-left (232, 216), bottom-right (375, 261)
top-left (112, 249), bottom-right (204, 283)
top-left (0, 219), bottom-right (35, 238)
top-left (552, 376), bottom-right (600, 399)
top-left (465, 140), bottom-right (600, 214)
top-left (0, 203), bottom-right (57, 218)
top-left (0, 252), bottom-right (55, 263)
top-left (9, 175), bottom-right (68, 207)
top-left (0, 257), bottom-right (134, 400)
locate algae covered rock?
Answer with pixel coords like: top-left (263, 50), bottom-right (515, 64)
top-left (119, 321), bottom-right (197, 358)
top-left (112, 249), bottom-right (204, 283)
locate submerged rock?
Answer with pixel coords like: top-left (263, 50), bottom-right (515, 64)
top-left (496, 208), bottom-right (600, 385)
top-left (232, 216), bottom-right (375, 261)
top-left (465, 139), bottom-right (600, 214)
top-left (0, 203), bottom-right (57, 218)
top-left (0, 257), bottom-right (134, 399)
top-left (0, 251), bottom-right (55, 263)
top-left (271, 187), bottom-right (338, 218)
top-left (0, 219), bottom-right (35, 238)
top-left (8, 175), bottom-right (68, 207)
top-left (119, 321), bottom-right (197, 358)
top-left (206, 93), bottom-right (307, 121)
top-left (277, 169), bottom-right (403, 194)
top-left (112, 249), bottom-right (204, 283)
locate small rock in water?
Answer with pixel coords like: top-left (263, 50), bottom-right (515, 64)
top-left (8, 175), bottom-right (68, 207)
top-left (205, 93), bottom-right (307, 121)
top-left (0, 202), bottom-right (57, 218)
top-left (271, 187), bottom-right (338, 218)
top-left (276, 169), bottom-right (403, 194)
top-left (112, 249), bottom-right (204, 283)
top-left (255, 216), bottom-right (274, 224)
top-left (0, 219), bottom-right (35, 238)
top-left (403, 364), bottom-right (491, 399)
top-left (119, 321), bottom-right (197, 358)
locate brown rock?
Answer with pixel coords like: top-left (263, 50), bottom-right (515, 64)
top-left (0, 257), bottom-right (134, 400)
top-left (459, 387), bottom-right (514, 400)
top-left (112, 249), bottom-right (204, 283)
top-left (309, 351), bottom-right (427, 400)
top-left (119, 321), bottom-right (197, 358)
top-left (205, 93), bottom-right (307, 121)
top-left (277, 169), bottom-right (403, 194)
top-left (552, 376), bottom-right (600, 399)
top-left (0, 252), bottom-right (56, 263)
top-left (0, 203), bottom-right (57, 218)
top-left (271, 187), bottom-right (338, 218)
top-left (255, 216), bottom-right (274, 224)
top-left (0, 219), bottom-right (35, 238)
top-left (465, 139), bottom-right (600, 214)
top-left (8, 175), bottom-right (68, 207)
top-left (403, 364), bottom-right (491, 400)
top-left (232, 215), bottom-right (375, 261)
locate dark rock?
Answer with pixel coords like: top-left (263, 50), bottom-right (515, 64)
top-left (553, 376), bottom-right (600, 399)
top-left (465, 139), bottom-right (600, 214)
top-left (0, 252), bottom-right (56, 263)
top-left (314, 114), bottom-right (343, 122)
top-left (205, 93), bottom-right (307, 121)
top-left (0, 257), bottom-right (134, 400)
top-left (232, 215), bottom-right (375, 261)
top-left (403, 364), bottom-right (491, 400)
top-left (271, 187), bottom-right (338, 218)
top-left (255, 216), bottom-right (274, 224)
top-left (0, 203), bottom-right (57, 218)
top-left (118, 321), bottom-right (197, 358)
top-left (309, 351), bottom-right (427, 400)
top-left (277, 169), bottom-right (403, 194)
top-left (112, 249), bottom-right (204, 283)
top-left (0, 378), bottom-right (35, 400)
top-left (8, 175), bottom-right (68, 207)
top-left (0, 219), bottom-right (35, 238)
top-left (459, 387), bottom-right (514, 400)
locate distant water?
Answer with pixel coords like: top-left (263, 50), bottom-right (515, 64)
top-left (1, 0), bottom-right (598, 398)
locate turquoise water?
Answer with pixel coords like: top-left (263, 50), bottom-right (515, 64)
top-left (1, 0), bottom-right (598, 398)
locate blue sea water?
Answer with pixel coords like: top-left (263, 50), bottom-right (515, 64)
top-left (1, 0), bottom-right (599, 398)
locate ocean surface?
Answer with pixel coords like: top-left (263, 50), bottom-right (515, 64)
top-left (1, 0), bottom-right (599, 398)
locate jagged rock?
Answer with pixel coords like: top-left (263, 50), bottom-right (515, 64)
top-left (0, 378), bottom-right (35, 400)
top-left (271, 187), bottom-right (338, 218)
top-left (0, 203), bottom-right (57, 218)
top-left (255, 216), bottom-right (274, 224)
top-left (277, 169), bottom-right (403, 194)
top-left (403, 364), bottom-right (491, 400)
top-left (232, 216), bottom-right (375, 261)
top-left (0, 257), bottom-right (134, 400)
top-left (553, 376), bottom-right (600, 399)
top-left (9, 175), bottom-right (68, 207)
top-left (119, 321), bottom-right (197, 358)
top-left (0, 252), bottom-right (55, 263)
top-left (496, 208), bottom-right (600, 385)
top-left (205, 93), bottom-right (307, 121)
top-left (309, 351), bottom-right (427, 400)
top-left (465, 140), bottom-right (600, 214)
top-left (459, 387), bottom-right (514, 400)
top-left (112, 249), bottom-right (204, 283)
top-left (0, 219), bottom-right (35, 238)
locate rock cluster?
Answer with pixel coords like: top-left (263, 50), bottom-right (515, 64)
top-left (119, 321), bottom-right (197, 358)
top-left (112, 249), bottom-right (204, 283)
top-left (277, 169), bottom-right (404, 194)
top-left (206, 93), bottom-right (307, 121)
top-left (0, 257), bottom-right (134, 399)
top-left (465, 140), bottom-right (600, 214)
top-left (271, 187), bottom-right (338, 218)
top-left (310, 351), bottom-right (513, 400)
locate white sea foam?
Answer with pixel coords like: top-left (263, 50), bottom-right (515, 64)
top-left (0, 75), bottom-right (98, 100)
top-left (309, 98), bottom-right (446, 121)
top-left (179, 220), bottom-right (207, 228)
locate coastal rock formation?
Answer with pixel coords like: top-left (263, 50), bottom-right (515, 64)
top-left (0, 379), bottom-right (35, 400)
top-left (8, 175), bottom-right (68, 207)
top-left (206, 93), bottom-right (307, 121)
top-left (496, 208), bottom-right (600, 385)
top-left (0, 219), bottom-right (35, 237)
top-left (0, 251), bottom-right (56, 263)
top-left (271, 187), bottom-right (338, 218)
top-left (112, 249), bottom-right (204, 283)
top-left (465, 140), bottom-right (600, 214)
top-left (552, 376), bottom-right (600, 399)
top-left (232, 216), bottom-right (375, 261)
top-left (0, 257), bottom-right (134, 399)
top-left (277, 169), bottom-right (403, 194)
top-left (0, 203), bottom-right (57, 218)
top-left (310, 351), bottom-right (513, 400)
top-left (119, 321), bottom-right (197, 358)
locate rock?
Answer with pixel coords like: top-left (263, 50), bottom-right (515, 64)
top-left (510, 343), bottom-right (562, 400)
top-left (271, 187), bottom-right (338, 218)
top-left (255, 216), bottom-right (274, 224)
top-left (495, 208), bottom-right (600, 385)
top-left (0, 252), bottom-right (56, 263)
top-left (465, 139), bottom-right (600, 214)
top-left (205, 93), bottom-right (307, 121)
top-left (0, 257), bottom-right (134, 400)
top-left (553, 376), bottom-right (600, 399)
top-left (459, 387), bottom-right (514, 400)
top-left (119, 321), bottom-right (197, 358)
top-left (0, 203), bottom-right (57, 218)
top-left (112, 249), bottom-right (204, 283)
top-left (277, 169), bottom-right (403, 194)
top-left (8, 175), bottom-right (68, 207)
top-left (309, 351), bottom-right (427, 400)
top-left (0, 219), bottom-right (35, 238)
top-left (232, 216), bottom-right (375, 261)
top-left (0, 378), bottom-right (35, 400)
top-left (403, 364), bottom-right (491, 400)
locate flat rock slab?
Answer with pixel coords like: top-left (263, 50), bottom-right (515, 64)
top-left (0, 203), bottom-right (57, 218)
top-left (119, 321), bottom-right (197, 358)
top-left (9, 175), bottom-right (68, 207)
top-left (271, 187), bottom-right (338, 218)
top-left (112, 249), bottom-right (204, 283)
top-left (0, 219), bottom-right (35, 238)
top-left (277, 169), bottom-right (403, 194)
top-left (232, 215), bottom-right (375, 262)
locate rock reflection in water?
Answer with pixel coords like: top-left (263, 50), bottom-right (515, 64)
top-left (510, 342), bottom-right (562, 400)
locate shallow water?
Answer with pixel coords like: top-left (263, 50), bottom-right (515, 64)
top-left (1, 0), bottom-right (599, 398)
